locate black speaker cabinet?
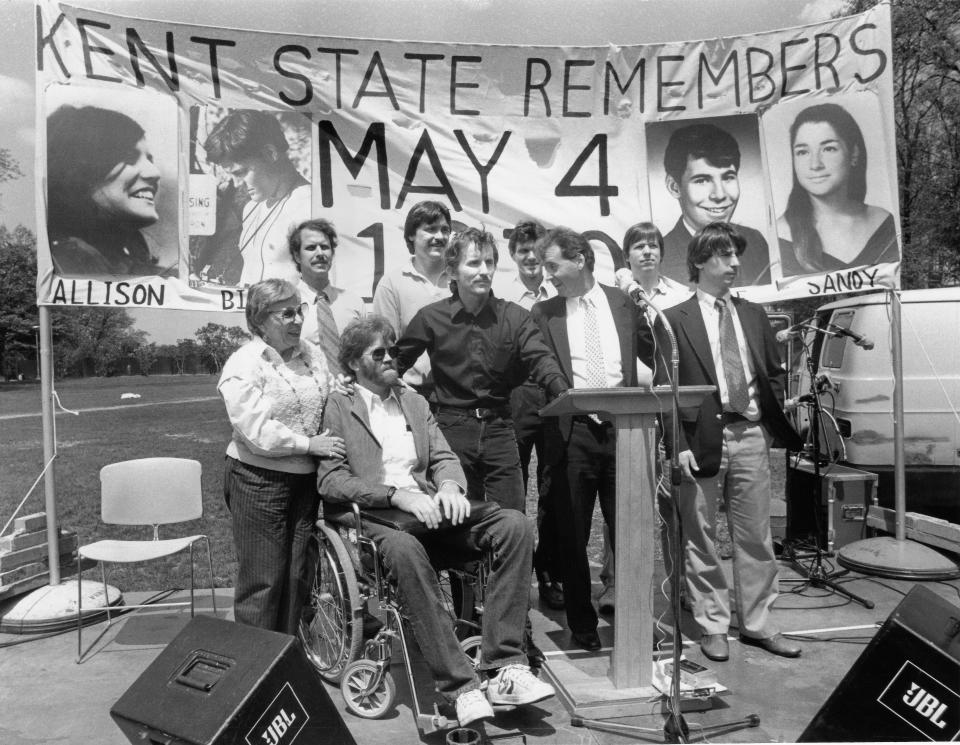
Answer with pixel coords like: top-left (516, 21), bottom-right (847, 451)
top-left (800, 585), bottom-right (960, 742)
top-left (111, 615), bottom-right (356, 745)
top-left (786, 459), bottom-right (877, 553)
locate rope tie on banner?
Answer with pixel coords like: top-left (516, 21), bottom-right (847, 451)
top-left (0, 388), bottom-right (79, 537)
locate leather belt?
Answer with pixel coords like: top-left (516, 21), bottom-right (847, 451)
top-left (720, 411), bottom-right (752, 425)
top-left (436, 405), bottom-right (511, 421)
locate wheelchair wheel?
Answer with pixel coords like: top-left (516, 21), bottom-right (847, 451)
top-left (299, 523), bottom-right (363, 683)
top-left (340, 659), bottom-right (396, 719)
top-left (459, 635), bottom-right (482, 670)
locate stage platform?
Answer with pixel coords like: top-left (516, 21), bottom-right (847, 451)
top-left (2, 557), bottom-right (959, 744)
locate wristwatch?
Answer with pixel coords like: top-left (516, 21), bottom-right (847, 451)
top-left (385, 486), bottom-right (396, 506)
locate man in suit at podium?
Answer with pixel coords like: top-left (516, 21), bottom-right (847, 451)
top-left (652, 222), bottom-right (804, 662)
top-left (531, 227), bottom-right (654, 651)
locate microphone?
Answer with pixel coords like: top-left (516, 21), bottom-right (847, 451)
top-left (784, 393), bottom-right (817, 410)
top-left (615, 268), bottom-right (647, 306)
top-left (775, 326), bottom-right (803, 344)
top-left (827, 323), bottom-right (874, 350)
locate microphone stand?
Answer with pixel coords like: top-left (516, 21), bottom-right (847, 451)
top-left (573, 288), bottom-right (758, 744)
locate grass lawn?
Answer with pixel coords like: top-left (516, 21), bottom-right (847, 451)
top-left (1, 375), bottom-right (786, 595)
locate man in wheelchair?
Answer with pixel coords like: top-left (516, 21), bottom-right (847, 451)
top-left (317, 315), bottom-right (555, 726)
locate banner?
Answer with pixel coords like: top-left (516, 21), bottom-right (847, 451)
top-left (35, 1), bottom-right (900, 310)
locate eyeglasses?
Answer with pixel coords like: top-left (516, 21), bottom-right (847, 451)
top-left (368, 345), bottom-right (400, 362)
top-left (271, 305), bottom-right (306, 322)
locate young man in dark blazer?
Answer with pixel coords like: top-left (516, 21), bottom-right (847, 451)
top-left (653, 222), bottom-right (804, 662)
top-left (531, 227), bottom-right (654, 651)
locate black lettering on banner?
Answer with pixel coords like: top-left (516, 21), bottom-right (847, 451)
top-left (604, 57), bottom-right (645, 115)
top-left (554, 134), bottom-right (618, 216)
top-left (780, 38), bottom-right (811, 97)
top-left (78, 18), bottom-right (122, 83)
top-left (317, 48), bottom-right (360, 109)
top-left (524, 58), bottom-right (551, 117)
top-left (127, 28), bottom-right (179, 91)
top-left (746, 47), bottom-right (776, 103)
top-left (49, 280), bottom-right (164, 306)
top-left (813, 33), bottom-right (841, 89)
top-left (221, 289), bottom-right (246, 311)
top-left (850, 23), bottom-right (886, 84)
top-left (454, 130), bottom-right (511, 214)
top-left (581, 230), bottom-right (626, 270)
top-left (36, 8), bottom-right (69, 77)
top-left (114, 282), bottom-right (130, 304)
top-left (275, 45), bottom-right (313, 106)
top-left (189, 36), bottom-right (236, 99)
top-left (404, 52), bottom-right (445, 114)
top-left (395, 129), bottom-right (462, 211)
top-left (563, 59), bottom-right (594, 118)
top-left (353, 51), bottom-right (400, 110)
top-left (357, 222), bottom-right (384, 301)
top-left (698, 51), bottom-right (739, 109)
top-left (656, 55), bottom-right (685, 113)
top-left (450, 55), bottom-right (481, 116)
top-left (317, 121), bottom-right (390, 209)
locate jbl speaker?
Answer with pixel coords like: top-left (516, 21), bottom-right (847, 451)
top-left (111, 615), bottom-right (356, 745)
top-left (786, 459), bottom-right (877, 553)
top-left (799, 585), bottom-right (960, 742)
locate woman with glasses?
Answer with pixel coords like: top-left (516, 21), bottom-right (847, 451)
top-left (218, 278), bottom-right (345, 632)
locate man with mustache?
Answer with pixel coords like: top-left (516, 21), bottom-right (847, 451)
top-left (660, 122), bottom-right (771, 287)
top-left (652, 222), bottom-right (803, 663)
top-left (289, 218), bottom-right (365, 373)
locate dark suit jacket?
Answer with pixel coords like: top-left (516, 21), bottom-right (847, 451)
top-left (652, 294), bottom-right (802, 477)
top-left (317, 387), bottom-right (467, 508)
top-left (531, 283), bottom-right (654, 460)
top-left (661, 218), bottom-right (772, 287)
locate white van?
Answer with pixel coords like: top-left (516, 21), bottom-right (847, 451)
top-left (800, 287), bottom-right (960, 523)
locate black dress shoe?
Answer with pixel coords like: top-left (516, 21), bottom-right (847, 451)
top-left (739, 633), bottom-right (801, 658)
top-left (700, 633), bottom-right (729, 661)
top-left (571, 630), bottom-right (601, 652)
top-left (538, 580), bottom-right (565, 610)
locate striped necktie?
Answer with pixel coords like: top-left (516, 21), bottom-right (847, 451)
top-left (715, 297), bottom-right (750, 414)
top-left (315, 291), bottom-right (340, 374)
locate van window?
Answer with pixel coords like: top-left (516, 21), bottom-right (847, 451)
top-left (821, 310), bottom-right (854, 369)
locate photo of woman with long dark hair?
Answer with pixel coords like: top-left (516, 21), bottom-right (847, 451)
top-left (46, 105), bottom-right (176, 278)
top-left (777, 102), bottom-right (897, 276)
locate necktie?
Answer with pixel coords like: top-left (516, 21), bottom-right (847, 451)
top-left (715, 297), bottom-right (750, 414)
top-left (582, 297), bottom-right (606, 389)
top-left (315, 292), bottom-right (340, 374)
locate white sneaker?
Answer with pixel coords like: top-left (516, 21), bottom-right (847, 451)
top-left (486, 664), bottom-right (555, 706)
top-left (455, 688), bottom-right (494, 726)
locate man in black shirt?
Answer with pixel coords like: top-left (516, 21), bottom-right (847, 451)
top-left (396, 227), bottom-right (569, 513)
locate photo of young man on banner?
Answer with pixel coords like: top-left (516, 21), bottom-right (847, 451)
top-left (645, 114), bottom-right (774, 289)
top-left (45, 86), bottom-right (180, 279)
top-left (189, 108), bottom-right (312, 288)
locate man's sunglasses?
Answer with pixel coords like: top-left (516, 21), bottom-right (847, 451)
top-left (369, 345), bottom-right (400, 362)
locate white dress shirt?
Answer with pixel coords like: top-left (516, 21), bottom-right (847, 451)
top-left (298, 279), bottom-right (366, 345)
top-left (356, 385), bottom-right (422, 492)
top-left (493, 272), bottom-right (555, 311)
top-left (565, 282), bottom-right (624, 389)
top-left (695, 288), bottom-right (760, 421)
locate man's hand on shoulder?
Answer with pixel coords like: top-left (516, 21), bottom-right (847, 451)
top-left (392, 489), bottom-right (443, 529)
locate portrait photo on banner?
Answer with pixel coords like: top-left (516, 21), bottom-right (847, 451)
top-left (763, 92), bottom-right (900, 279)
top-left (188, 107), bottom-right (313, 289)
top-left (644, 113), bottom-right (773, 289)
top-left (44, 85), bottom-right (180, 279)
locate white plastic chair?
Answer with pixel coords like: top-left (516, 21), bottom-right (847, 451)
top-left (76, 457), bottom-right (217, 660)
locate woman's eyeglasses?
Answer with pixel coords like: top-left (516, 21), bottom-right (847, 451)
top-left (369, 345), bottom-right (400, 362)
top-left (271, 305), bottom-right (306, 322)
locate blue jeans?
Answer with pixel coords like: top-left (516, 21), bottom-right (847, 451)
top-left (364, 508), bottom-right (532, 699)
top-left (436, 411), bottom-right (524, 511)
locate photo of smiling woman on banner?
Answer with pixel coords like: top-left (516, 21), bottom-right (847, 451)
top-left (45, 87), bottom-right (179, 279)
top-left (768, 95), bottom-right (899, 277)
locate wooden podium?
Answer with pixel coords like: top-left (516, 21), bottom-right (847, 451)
top-left (538, 385), bottom-right (713, 718)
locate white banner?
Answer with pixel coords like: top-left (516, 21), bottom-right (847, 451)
top-left (35, 1), bottom-right (900, 310)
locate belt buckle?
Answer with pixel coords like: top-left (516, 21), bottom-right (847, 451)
top-left (473, 408), bottom-right (484, 419)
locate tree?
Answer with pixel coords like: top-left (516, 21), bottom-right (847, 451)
top-left (133, 341), bottom-right (159, 376)
top-left (0, 226), bottom-right (38, 379)
top-left (51, 307), bottom-right (145, 377)
top-left (195, 323), bottom-right (249, 373)
top-left (174, 338), bottom-right (200, 374)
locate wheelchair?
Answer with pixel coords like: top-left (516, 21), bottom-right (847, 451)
top-left (298, 502), bottom-right (492, 735)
